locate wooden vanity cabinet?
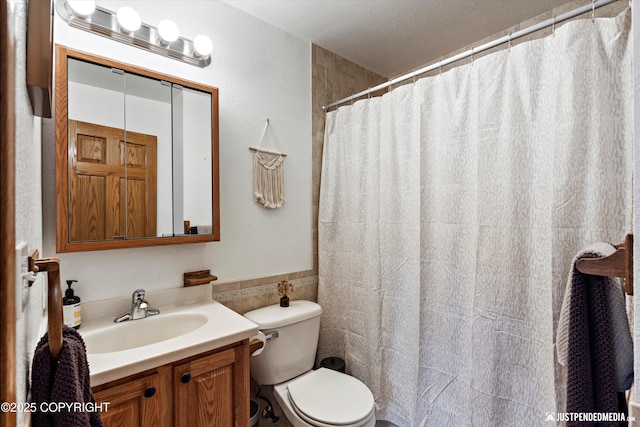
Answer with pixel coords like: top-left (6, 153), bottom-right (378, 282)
top-left (174, 345), bottom-right (249, 426)
top-left (93, 372), bottom-right (164, 427)
top-left (92, 341), bottom-right (250, 427)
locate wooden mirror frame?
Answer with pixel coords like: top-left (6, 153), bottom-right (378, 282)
top-left (55, 45), bottom-right (220, 252)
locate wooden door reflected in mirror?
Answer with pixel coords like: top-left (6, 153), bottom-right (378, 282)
top-left (69, 120), bottom-right (157, 241)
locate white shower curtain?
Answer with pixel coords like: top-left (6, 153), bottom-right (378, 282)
top-left (318, 10), bottom-right (632, 426)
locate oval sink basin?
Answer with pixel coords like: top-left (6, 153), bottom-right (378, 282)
top-left (82, 312), bottom-right (208, 354)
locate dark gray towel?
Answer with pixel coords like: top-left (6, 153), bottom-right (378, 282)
top-left (557, 244), bottom-right (629, 427)
top-left (31, 325), bottom-right (102, 427)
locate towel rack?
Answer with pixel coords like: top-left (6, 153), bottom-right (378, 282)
top-left (575, 233), bottom-right (633, 296)
top-left (28, 250), bottom-right (64, 359)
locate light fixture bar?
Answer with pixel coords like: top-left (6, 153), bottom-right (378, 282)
top-left (55, 0), bottom-right (211, 68)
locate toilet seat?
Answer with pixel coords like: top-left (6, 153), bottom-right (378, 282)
top-left (287, 368), bottom-right (374, 427)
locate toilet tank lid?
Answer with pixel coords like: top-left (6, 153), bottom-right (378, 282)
top-left (244, 300), bottom-right (322, 329)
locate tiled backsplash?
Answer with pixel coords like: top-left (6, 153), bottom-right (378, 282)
top-left (215, 276), bottom-right (318, 314)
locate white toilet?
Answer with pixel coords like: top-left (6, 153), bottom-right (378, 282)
top-left (244, 300), bottom-right (376, 427)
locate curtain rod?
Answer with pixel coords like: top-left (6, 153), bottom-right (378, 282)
top-left (322, 0), bottom-right (621, 112)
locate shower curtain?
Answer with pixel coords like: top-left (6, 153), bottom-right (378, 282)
top-left (318, 10), bottom-right (632, 427)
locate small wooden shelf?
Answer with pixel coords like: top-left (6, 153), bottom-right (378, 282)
top-left (183, 270), bottom-right (218, 287)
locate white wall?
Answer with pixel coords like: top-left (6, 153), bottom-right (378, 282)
top-left (44, 0), bottom-right (312, 302)
top-left (182, 89), bottom-right (214, 227)
top-left (11, 1), bottom-right (48, 425)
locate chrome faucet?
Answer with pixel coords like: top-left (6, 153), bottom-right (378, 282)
top-left (114, 289), bottom-right (160, 323)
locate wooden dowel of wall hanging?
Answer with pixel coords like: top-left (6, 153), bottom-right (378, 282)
top-left (248, 147), bottom-right (287, 157)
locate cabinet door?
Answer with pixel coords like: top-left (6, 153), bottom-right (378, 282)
top-left (173, 346), bottom-right (249, 427)
top-left (93, 372), bottom-right (162, 427)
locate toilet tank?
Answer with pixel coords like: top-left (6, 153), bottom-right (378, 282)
top-left (244, 300), bottom-right (322, 385)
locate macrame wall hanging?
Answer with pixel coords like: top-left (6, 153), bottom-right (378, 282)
top-left (249, 119), bottom-right (287, 209)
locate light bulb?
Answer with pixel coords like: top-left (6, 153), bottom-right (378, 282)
top-left (117, 6), bottom-right (141, 33)
top-left (193, 35), bottom-right (212, 58)
top-left (67, 0), bottom-right (95, 19)
top-left (158, 20), bottom-right (180, 45)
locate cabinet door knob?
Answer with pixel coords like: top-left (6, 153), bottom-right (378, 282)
top-left (144, 386), bottom-right (156, 398)
top-left (181, 373), bottom-right (192, 384)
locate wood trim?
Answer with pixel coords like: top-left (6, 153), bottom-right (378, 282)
top-left (211, 88), bottom-right (221, 241)
top-left (55, 44), bottom-right (221, 252)
top-left (1, 0), bottom-right (17, 425)
top-left (26, 0), bottom-right (53, 118)
top-left (233, 344), bottom-right (250, 427)
top-left (55, 45), bottom-right (70, 253)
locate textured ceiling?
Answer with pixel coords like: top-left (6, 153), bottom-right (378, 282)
top-left (224, 0), bottom-right (576, 77)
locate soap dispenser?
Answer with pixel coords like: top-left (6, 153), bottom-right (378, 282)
top-left (63, 280), bottom-right (81, 329)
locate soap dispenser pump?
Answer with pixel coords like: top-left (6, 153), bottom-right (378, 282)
top-left (63, 280), bottom-right (81, 329)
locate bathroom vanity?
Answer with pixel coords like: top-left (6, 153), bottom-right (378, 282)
top-left (80, 297), bottom-right (258, 427)
top-left (92, 342), bottom-right (248, 427)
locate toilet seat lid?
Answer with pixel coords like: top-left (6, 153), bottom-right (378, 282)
top-left (288, 368), bottom-right (374, 426)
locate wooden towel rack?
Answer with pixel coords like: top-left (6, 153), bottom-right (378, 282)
top-left (28, 250), bottom-right (64, 359)
top-left (575, 234), bottom-right (634, 296)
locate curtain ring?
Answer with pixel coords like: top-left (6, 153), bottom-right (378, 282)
top-left (471, 47), bottom-right (474, 63)
top-left (552, 16), bottom-right (555, 37)
top-left (368, 88), bottom-right (371, 99)
top-left (591, 0), bottom-right (595, 22)
top-left (439, 65), bottom-right (442, 76)
top-left (508, 32), bottom-right (512, 51)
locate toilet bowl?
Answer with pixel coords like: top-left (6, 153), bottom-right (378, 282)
top-left (274, 369), bottom-right (375, 427)
top-left (244, 301), bottom-right (376, 427)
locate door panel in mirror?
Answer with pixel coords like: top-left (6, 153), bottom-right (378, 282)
top-left (55, 45), bottom-right (220, 252)
top-left (68, 120), bottom-right (159, 242)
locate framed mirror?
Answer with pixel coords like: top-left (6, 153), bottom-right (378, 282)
top-left (55, 45), bottom-right (220, 252)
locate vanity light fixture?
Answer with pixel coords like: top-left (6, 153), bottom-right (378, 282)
top-left (116, 6), bottom-right (141, 33)
top-left (55, 0), bottom-right (212, 67)
top-left (193, 35), bottom-right (213, 59)
top-left (158, 19), bottom-right (180, 45)
top-left (67, 0), bottom-right (95, 19)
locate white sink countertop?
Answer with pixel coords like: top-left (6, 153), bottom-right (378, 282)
top-left (79, 294), bottom-right (258, 387)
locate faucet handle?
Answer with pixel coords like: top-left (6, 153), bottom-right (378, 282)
top-left (132, 289), bottom-right (146, 302)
